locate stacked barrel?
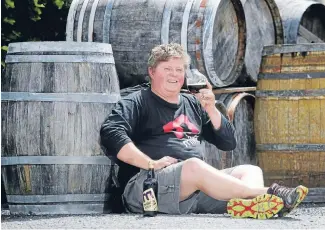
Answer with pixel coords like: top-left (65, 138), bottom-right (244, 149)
top-left (66, 0), bottom-right (284, 88)
top-left (1, 0), bottom-right (325, 215)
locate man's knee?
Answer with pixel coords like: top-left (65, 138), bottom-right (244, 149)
top-left (181, 158), bottom-right (205, 181)
top-left (230, 164), bottom-right (263, 177)
top-left (246, 165), bottom-right (263, 174)
top-left (179, 158), bottom-right (206, 198)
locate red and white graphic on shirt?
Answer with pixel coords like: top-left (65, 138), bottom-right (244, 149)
top-left (163, 114), bottom-right (199, 139)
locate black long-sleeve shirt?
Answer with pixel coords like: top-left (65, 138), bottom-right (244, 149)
top-left (100, 88), bottom-right (236, 193)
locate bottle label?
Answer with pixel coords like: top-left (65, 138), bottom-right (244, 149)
top-left (143, 188), bottom-right (158, 211)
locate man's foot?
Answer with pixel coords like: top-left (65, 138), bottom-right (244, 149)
top-left (227, 194), bottom-right (284, 219)
top-left (267, 183), bottom-right (308, 217)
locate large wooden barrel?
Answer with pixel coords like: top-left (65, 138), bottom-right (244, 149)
top-left (240, 0), bottom-right (283, 83)
top-left (314, 0), bottom-right (325, 5)
top-left (66, 0), bottom-right (247, 88)
top-left (1, 42), bottom-right (120, 215)
top-left (202, 92), bottom-right (256, 169)
top-left (274, 0), bottom-right (325, 44)
top-left (255, 44), bottom-right (325, 193)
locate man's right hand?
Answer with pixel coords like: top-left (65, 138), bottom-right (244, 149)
top-left (153, 156), bottom-right (178, 170)
top-left (117, 142), bottom-right (179, 170)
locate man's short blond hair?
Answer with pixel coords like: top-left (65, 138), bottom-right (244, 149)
top-left (148, 43), bottom-right (191, 69)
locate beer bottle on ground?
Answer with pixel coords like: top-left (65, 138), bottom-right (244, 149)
top-left (143, 161), bottom-right (158, 217)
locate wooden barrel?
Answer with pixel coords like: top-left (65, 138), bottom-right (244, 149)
top-left (66, 0), bottom-right (246, 88)
top-left (202, 92), bottom-right (256, 169)
top-left (240, 0), bottom-right (283, 83)
top-left (255, 44), bottom-right (325, 196)
top-left (314, 0), bottom-right (325, 5)
top-left (1, 42), bottom-right (120, 215)
top-left (274, 0), bottom-right (325, 44)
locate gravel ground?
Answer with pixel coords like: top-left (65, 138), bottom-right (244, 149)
top-left (2, 203), bottom-right (325, 229)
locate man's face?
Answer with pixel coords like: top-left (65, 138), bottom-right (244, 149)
top-left (149, 57), bottom-right (185, 94)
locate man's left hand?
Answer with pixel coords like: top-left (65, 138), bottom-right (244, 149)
top-left (195, 80), bottom-right (215, 112)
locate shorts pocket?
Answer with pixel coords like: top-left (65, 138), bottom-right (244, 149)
top-left (122, 173), bottom-right (145, 214)
top-left (158, 185), bottom-right (176, 194)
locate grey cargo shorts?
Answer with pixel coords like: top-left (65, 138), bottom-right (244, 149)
top-left (122, 161), bottom-right (236, 215)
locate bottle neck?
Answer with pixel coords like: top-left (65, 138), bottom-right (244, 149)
top-left (148, 168), bottom-right (155, 179)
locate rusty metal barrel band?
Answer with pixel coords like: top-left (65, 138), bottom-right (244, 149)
top-left (255, 89), bottom-right (325, 97)
top-left (77, 0), bottom-right (90, 42)
top-left (66, 0), bottom-right (80, 41)
top-left (1, 92), bottom-right (121, 103)
top-left (258, 72), bottom-right (325, 79)
top-left (194, 0), bottom-right (206, 72)
top-left (182, 0), bottom-right (194, 80)
top-left (1, 156), bottom-right (112, 165)
top-left (7, 194), bottom-right (110, 203)
top-left (256, 144), bottom-right (325, 152)
top-left (7, 42), bottom-right (113, 54)
top-left (161, 0), bottom-right (172, 44)
top-left (103, 0), bottom-right (115, 43)
top-left (5, 54), bottom-right (115, 63)
top-left (263, 0), bottom-right (284, 44)
top-left (88, 0), bottom-right (100, 42)
top-left (262, 44), bottom-right (325, 55)
top-left (181, 0), bottom-right (194, 53)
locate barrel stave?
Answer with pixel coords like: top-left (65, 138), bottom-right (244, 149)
top-left (242, 0), bottom-right (283, 83)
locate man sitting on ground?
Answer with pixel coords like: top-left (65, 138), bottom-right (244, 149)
top-left (100, 43), bottom-right (308, 219)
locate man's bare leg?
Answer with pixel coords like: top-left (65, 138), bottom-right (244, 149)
top-left (226, 164), bottom-right (264, 188)
top-left (179, 158), bottom-right (286, 219)
top-left (179, 158), bottom-right (308, 219)
top-left (179, 158), bottom-right (268, 201)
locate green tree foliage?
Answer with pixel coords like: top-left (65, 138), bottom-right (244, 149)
top-left (1, 0), bottom-right (72, 68)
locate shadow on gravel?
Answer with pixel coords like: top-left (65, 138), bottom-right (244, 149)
top-left (3, 203), bottom-right (323, 223)
top-left (1, 214), bottom-right (108, 222)
top-left (3, 213), bottom-right (303, 223)
top-left (133, 214), bottom-right (303, 221)
top-left (133, 214), bottom-right (229, 220)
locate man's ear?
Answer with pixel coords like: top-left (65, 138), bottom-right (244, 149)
top-left (148, 67), bottom-right (154, 79)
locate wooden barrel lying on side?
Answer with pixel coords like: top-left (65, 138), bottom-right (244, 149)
top-left (66, 0), bottom-right (246, 88)
top-left (240, 0), bottom-right (284, 83)
top-left (202, 92), bottom-right (256, 169)
top-left (274, 0), bottom-right (325, 44)
top-left (255, 43), bottom-right (325, 202)
top-left (314, 0), bottom-right (325, 5)
top-left (1, 42), bottom-right (120, 215)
